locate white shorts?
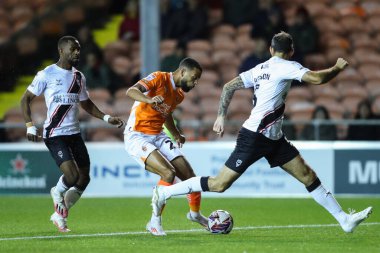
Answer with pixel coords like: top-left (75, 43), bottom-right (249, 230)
top-left (124, 130), bottom-right (183, 168)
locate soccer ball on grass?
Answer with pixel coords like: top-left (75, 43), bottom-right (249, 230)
top-left (208, 210), bottom-right (234, 234)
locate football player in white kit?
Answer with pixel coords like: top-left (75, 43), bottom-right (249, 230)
top-left (151, 31), bottom-right (372, 234)
top-left (20, 36), bottom-right (124, 232)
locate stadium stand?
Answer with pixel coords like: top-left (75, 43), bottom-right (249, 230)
top-left (1, 0), bottom-right (380, 142)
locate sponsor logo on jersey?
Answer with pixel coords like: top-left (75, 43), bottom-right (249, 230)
top-left (152, 102), bottom-right (171, 118)
top-left (52, 94), bottom-right (79, 104)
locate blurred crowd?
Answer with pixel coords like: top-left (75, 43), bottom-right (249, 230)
top-left (1, 0), bottom-right (380, 142)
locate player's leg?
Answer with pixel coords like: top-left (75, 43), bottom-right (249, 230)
top-left (152, 128), bottom-right (261, 215)
top-left (144, 151), bottom-right (178, 236)
top-left (279, 145), bottom-right (372, 233)
top-left (124, 131), bottom-right (176, 236)
top-left (170, 156), bottom-right (208, 227)
top-left (155, 133), bottom-right (210, 226)
top-left (44, 136), bottom-right (79, 232)
top-left (145, 150), bottom-right (176, 184)
top-left (64, 134), bottom-right (91, 210)
top-left (156, 165), bottom-right (241, 200)
top-left (272, 138), bottom-right (348, 228)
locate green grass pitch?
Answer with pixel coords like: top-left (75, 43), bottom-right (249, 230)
top-left (0, 196), bottom-right (379, 253)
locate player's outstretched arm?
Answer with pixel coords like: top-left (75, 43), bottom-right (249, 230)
top-left (213, 76), bottom-right (245, 137)
top-left (80, 99), bottom-right (124, 128)
top-left (302, 58), bottom-right (349, 85)
top-left (20, 90), bottom-right (41, 142)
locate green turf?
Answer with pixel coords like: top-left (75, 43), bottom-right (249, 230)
top-left (0, 197), bottom-right (379, 253)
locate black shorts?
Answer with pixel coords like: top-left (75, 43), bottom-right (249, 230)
top-left (44, 133), bottom-right (90, 168)
top-left (225, 127), bottom-right (299, 174)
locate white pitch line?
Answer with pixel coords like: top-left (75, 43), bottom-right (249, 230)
top-left (1, 222), bottom-right (379, 241)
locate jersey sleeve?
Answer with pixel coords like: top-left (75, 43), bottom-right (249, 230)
top-left (79, 73), bottom-right (89, 101)
top-left (239, 68), bottom-right (256, 89)
top-left (27, 71), bottom-right (47, 96)
top-left (286, 61), bottom-right (310, 82)
top-left (137, 72), bottom-right (160, 91)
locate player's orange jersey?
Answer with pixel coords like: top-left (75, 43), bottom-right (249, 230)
top-left (126, 71), bottom-right (184, 135)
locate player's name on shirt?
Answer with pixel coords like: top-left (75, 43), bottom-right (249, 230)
top-left (252, 73), bottom-right (271, 84)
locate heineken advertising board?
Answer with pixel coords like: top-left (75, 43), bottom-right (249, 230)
top-left (0, 151), bottom-right (60, 194)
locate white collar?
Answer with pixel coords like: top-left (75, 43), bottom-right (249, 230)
top-left (170, 72), bottom-right (177, 90)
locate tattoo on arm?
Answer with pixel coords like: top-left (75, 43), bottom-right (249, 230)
top-left (217, 76), bottom-right (245, 117)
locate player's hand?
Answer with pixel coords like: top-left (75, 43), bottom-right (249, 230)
top-left (150, 95), bottom-right (164, 105)
top-left (173, 133), bottom-right (185, 148)
top-left (26, 126), bottom-right (42, 142)
top-left (108, 116), bottom-right (125, 128)
top-left (335, 58), bottom-right (348, 70)
top-left (213, 116), bottom-right (225, 137)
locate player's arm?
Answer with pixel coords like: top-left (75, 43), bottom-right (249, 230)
top-left (302, 58), bottom-right (348, 85)
top-left (126, 83), bottom-right (163, 105)
top-left (164, 113), bottom-right (185, 147)
top-left (20, 90), bottom-right (41, 142)
top-left (80, 99), bottom-right (124, 128)
top-left (213, 76), bottom-right (246, 137)
top-left (21, 90), bottom-right (36, 126)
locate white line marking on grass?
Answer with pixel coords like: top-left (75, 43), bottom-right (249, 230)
top-left (1, 222), bottom-right (379, 241)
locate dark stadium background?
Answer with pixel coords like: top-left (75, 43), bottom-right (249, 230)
top-left (1, 0), bottom-right (380, 142)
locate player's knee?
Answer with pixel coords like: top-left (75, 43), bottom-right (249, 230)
top-left (82, 175), bottom-right (91, 188)
top-left (161, 169), bottom-right (175, 183)
top-left (64, 170), bottom-right (79, 186)
top-left (76, 175), bottom-right (90, 191)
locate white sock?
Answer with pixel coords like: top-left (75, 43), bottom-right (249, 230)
top-left (55, 176), bottom-right (69, 195)
top-left (151, 213), bottom-right (161, 224)
top-left (310, 184), bottom-right (347, 224)
top-left (163, 177), bottom-right (203, 199)
top-left (64, 187), bottom-right (83, 210)
top-left (190, 210), bottom-right (201, 218)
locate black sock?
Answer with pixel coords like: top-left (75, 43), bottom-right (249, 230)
top-left (200, 177), bottom-right (210, 192)
top-left (306, 177), bottom-right (321, 192)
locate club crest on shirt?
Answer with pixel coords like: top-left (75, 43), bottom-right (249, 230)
top-left (55, 79), bottom-right (62, 85)
top-left (236, 159), bottom-right (242, 167)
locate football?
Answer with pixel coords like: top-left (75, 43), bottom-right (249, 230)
top-left (208, 210), bottom-right (234, 234)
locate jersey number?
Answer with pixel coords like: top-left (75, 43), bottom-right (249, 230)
top-left (165, 140), bottom-right (174, 150)
top-left (253, 95), bottom-right (258, 107)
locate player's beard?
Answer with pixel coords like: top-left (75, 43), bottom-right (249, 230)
top-left (180, 79), bottom-right (191, 92)
top-left (69, 57), bottom-right (80, 67)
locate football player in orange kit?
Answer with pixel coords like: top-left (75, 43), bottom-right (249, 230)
top-left (123, 58), bottom-right (207, 236)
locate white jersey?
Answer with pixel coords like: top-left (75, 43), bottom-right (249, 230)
top-left (27, 64), bottom-right (89, 138)
top-left (239, 56), bottom-right (310, 140)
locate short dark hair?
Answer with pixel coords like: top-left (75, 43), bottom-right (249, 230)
top-left (58, 36), bottom-right (78, 49)
top-left (271, 31), bottom-right (293, 53)
top-left (179, 57), bottom-right (202, 72)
